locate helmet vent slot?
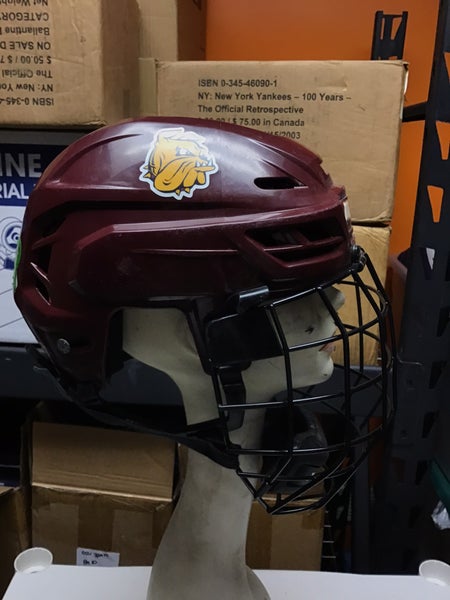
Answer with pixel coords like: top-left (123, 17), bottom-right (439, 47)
top-left (41, 215), bottom-right (66, 237)
top-left (254, 177), bottom-right (301, 190)
top-left (33, 244), bottom-right (52, 274)
top-left (248, 219), bottom-right (343, 248)
top-left (35, 277), bottom-right (50, 303)
top-left (247, 220), bottom-right (345, 264)
top-left (271, 244), bottom-right (340, 262)
top-left (300, 220), bottom-right (342, 241)
top-left (249, 228), bottom-right (306, 247)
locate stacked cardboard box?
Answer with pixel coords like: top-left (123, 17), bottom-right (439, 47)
top-left (0, 0), bottom-right (139, 127)
top-left (0, 0), bottom-right (207, 127)
top-left (140, 59), bottom-right (405, 223)
top-left (31, 422), bottom-right (175, 566)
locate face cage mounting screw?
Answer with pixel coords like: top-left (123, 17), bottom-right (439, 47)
top-left (56, 338), bottom-right (71, 354)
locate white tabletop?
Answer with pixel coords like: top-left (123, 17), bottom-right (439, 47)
top-left (4, 565), bottom-right (450, 600)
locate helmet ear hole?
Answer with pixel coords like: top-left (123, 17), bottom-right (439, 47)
top-left (254, 176), bottom-right (301, 189)
top-left (104, 311), bottom-right (125, 378)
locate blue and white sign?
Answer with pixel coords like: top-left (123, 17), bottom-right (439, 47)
top-left (0, 144), bottom-right (66, 207)
top-left (0, 130), bottom-right (84, 343)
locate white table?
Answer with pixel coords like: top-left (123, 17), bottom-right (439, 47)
top-left (4, 564), bottom-right (450, 600)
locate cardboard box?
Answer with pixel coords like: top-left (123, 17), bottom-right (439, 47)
top-left (0, 0), bottom-right (139, 127)
top-left (31, 422), bottom-right (175, 566)
top-left (247, 503), bottom-right (324, 570)
top-left (140, 60), bottom-right (406, 223)
top-left (0, 130), bottom-right (85, 343)
top-left (0, 487), bottom-right (29, 598)
top-left (137, 0), bottom-right (206, 60)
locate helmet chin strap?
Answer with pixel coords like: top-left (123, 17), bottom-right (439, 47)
top-left (215, 366), bottom-right (247, 430)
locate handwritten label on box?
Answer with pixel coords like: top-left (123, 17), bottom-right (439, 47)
top-left (76, 548), bottom-right (120, 567)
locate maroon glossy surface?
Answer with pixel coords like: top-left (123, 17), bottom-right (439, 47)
top-left (15, 117), bottom-right (352, 385)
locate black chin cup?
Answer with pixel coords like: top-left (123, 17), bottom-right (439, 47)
top-left (261, 406), bottom-right (332, 494)
top-left (234, 363), bottom-right (392, 516)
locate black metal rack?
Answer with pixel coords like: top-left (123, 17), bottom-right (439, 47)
top-left (372, 0), bottom-right (450, 573)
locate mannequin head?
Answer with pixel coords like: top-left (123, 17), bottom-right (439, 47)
top-left (123, 287), bottom-right (345, 425)
top-left (122, 286), bottom-right (345, 488)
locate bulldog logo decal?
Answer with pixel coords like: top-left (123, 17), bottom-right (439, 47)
top-left (139, 127), bottom-right (219, 200)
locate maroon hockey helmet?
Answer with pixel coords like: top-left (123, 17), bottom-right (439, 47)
top-left (14, 118), bottom-right (395, 513)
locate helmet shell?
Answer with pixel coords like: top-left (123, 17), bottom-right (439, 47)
top-left (15, 117), bottom-right (352, 385)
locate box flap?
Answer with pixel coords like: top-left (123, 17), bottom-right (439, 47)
top-left (32, 423), bottom-right (174, 501)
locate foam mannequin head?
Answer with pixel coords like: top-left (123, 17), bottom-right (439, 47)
top-left (123, 287), bottom-right (345, 427)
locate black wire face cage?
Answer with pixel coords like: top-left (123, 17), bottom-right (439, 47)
top-left (203, 248), bottom-right (396, 515)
